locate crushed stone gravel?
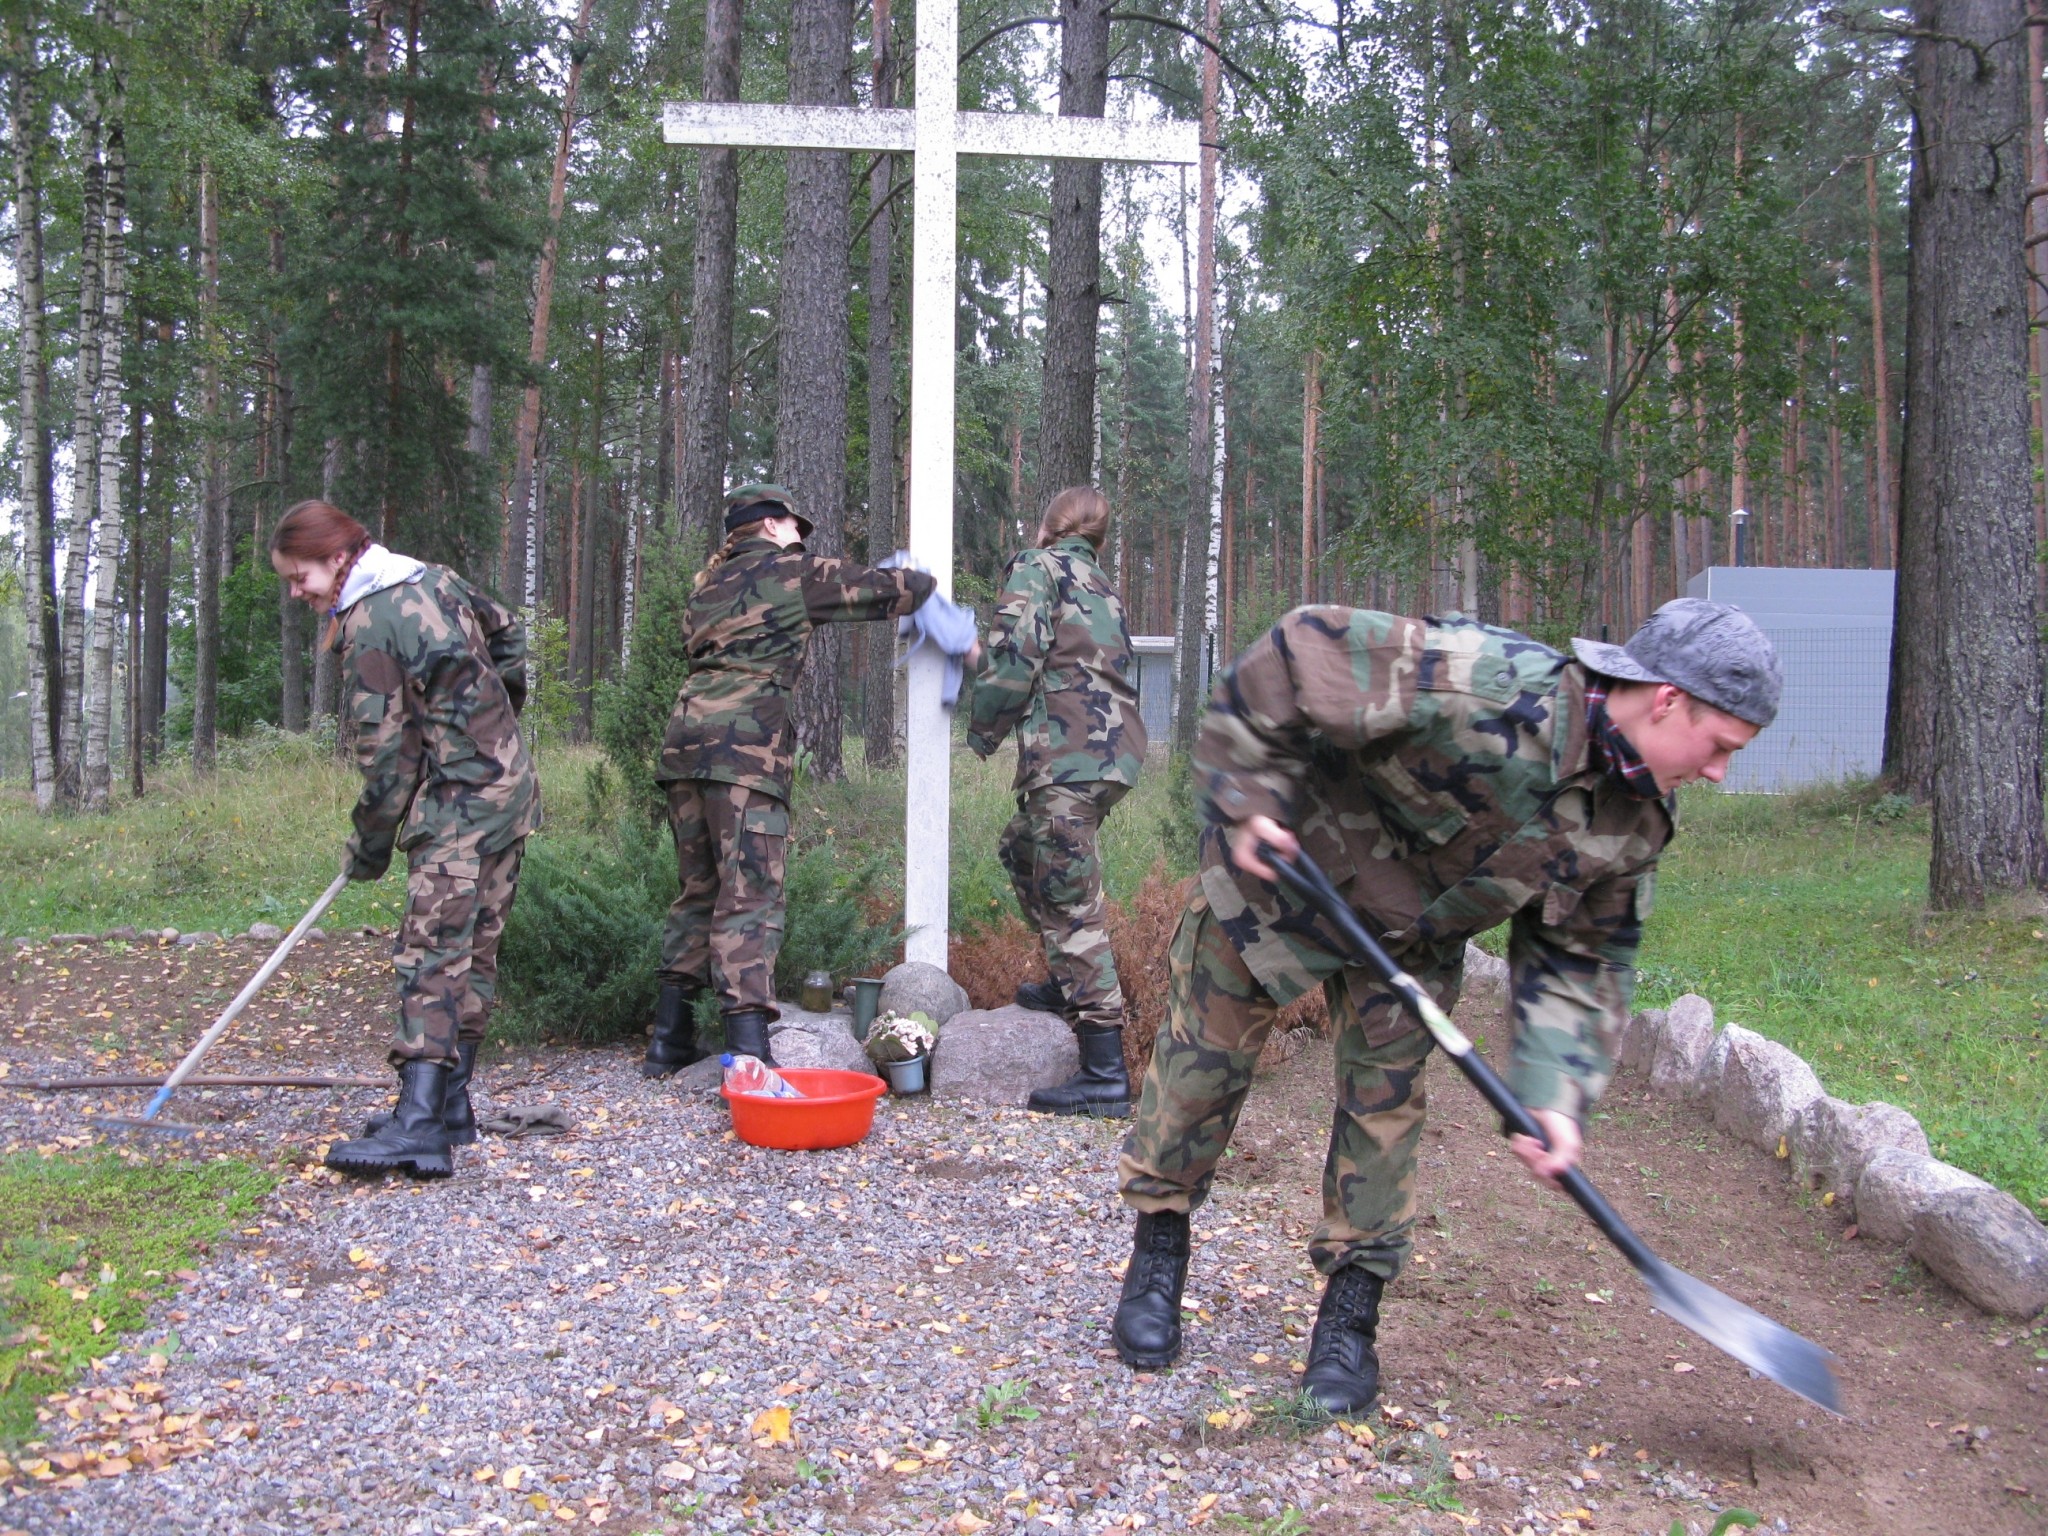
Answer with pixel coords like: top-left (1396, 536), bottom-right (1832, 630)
top-left (0, 1042), bottom-right (1469, 1535)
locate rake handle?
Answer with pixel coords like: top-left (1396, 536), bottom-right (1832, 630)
top-left (139, 872), bottom-right (352, 1122)
top-left (1263, 846), bottom-right (1661, 1275)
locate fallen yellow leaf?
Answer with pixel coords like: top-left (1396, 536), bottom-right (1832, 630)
top-left (750, 1405), bottom-right (793, 1445)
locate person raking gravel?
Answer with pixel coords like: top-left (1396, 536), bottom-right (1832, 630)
top-left (641, 483), bottom-right (936, 1075)
top-left (271, 499), bottom-right (541, 1180)
top-left (1110, 598), bottom-right (1782, 1414)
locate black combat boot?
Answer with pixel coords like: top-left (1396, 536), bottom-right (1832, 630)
top-left (1027, 1026), bottom-right (1131, 1117)
top-left (1013, 977), bottom-right (1067, 1014)
top-left (327, 1059), bottom-right (454, 1180)
top-left (1112, 1210), bottom-right (1191, 1368)
top-left (360, 1038), bottom-right (480, 1145)
top-left (642, 981), bottom-right (707, 1079)
top-left (1300, 1264), bottom-right (1386, 1414)
top-left (722, 1007), bottom-right (775, 1066)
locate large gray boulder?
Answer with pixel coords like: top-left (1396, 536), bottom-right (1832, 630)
top-left (1910, 1187), bottom-right (2048, 1318)
top-left (929, 1005), bottom-right (1078, 1107)
top-left (1619, 1008), bottom-right (1666, 1077)
top-left (1713, 1026), bottom-right (1824, 1151)
top-left (1789, 1097), bottom-right (1928, 1204)
top-left (1461, 942), bottom-right (1509, 999)
top-left (878, 961), bottom-right (971, 1027)
top-left (1854, 1148), bottom-right (1991, 1245)
top-left (767, 1010), bottom-right (879, 1078)
top-left (1649, 994), bottom-right (1716, 1098)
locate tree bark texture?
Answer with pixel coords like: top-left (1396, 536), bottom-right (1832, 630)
top-left (777, 0), bottom-right (854, 782)
top-left (57, 56), bottom-right (105, 806)
top-left (1887, 51), bottom-right (1942, 798)
top-left (1914, 0), bottom-right (2046, 906)
top-left (1172, 0), bottom-right (1222, 754)
top-left (502, 0), bottom-right (595, 596)
top-left (10, 14), bottom-right (60, 811)
top-left (863, 0), bottom-right (900, 770)
top-left (84, 28), bottom-right (127, 813)
top-left (193, 158), bottom-right (224, 774)
top-left (676, 0), bottom-right (743, 543)
top-left (1866, 154), bottom-right (1898, 569)
top-left (1037, 0), bottom-right (1111, 497)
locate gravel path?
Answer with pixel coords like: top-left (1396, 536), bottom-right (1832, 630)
top-left (1, 1042), bottom-right (1472, 1536)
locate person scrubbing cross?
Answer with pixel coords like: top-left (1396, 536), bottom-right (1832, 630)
top-left (1110, 599), bottom-right (1781, 1413)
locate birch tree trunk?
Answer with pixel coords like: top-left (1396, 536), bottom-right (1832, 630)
top-left (10, 14), bottom-right (60, 811)
top-left (58, 57), bottom-right (106, 806)
top-left (676, 0), bottom-right (742, 541)
top-left (779, 0), bottom-right (854, 781)
top-left (1037, 0), bottom-right (1111, 494)
top-left (84, 23), bottom-right (128, 813)
top-left (1917, 0), bottom-right (2045, 905)
top-left (502, 0), bottom-right (595, 593)
top-left (863, 0), bottom-right (900, 770)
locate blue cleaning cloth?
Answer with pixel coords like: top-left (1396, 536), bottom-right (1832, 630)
top-left (879, 551), bottom-right (977, 708)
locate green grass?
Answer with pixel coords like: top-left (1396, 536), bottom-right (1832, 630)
top-left (0, 731), bottom-right (624, 942)
top-left (0, 1152), bottom-right (275, 1442)
top-left (1631, 780), bottom-right (2048, 1211)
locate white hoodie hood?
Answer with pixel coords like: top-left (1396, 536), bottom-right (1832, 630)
top-left (334, 543), bottom-right (426, 615)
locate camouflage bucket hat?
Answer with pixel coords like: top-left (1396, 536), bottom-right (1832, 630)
top-left (1571, 597), bottom-right (1782, 728)
top-left (724, 482), bottom-right (813, 539)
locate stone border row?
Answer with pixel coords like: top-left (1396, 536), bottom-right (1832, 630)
top-left (1621, 991), bottom-right (2048, 1319)
top-left (1462, 946), bottom-right (2047, 1318)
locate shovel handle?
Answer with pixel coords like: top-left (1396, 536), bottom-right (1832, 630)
top-left (1263, 846), bottom-right (1661, 1274)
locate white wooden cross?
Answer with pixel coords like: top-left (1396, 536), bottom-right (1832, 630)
top-left (666, 0), bottom-right (1199, 967)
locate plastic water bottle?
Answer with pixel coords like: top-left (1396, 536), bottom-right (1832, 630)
top-left (721, 1053), bottom-right (804, 1098)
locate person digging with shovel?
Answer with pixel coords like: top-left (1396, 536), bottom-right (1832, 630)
top-left (272, 501), bottom-right (541, 1180)
top-left (1111, 598), bottom-right (1779, 1414)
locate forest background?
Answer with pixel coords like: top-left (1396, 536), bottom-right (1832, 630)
top-left (2, 0), bottom-right (1944, 797)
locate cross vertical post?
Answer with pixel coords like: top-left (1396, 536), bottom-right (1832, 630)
top-left (664, 12), bottom-right (1199, 969)
top-left (902, 0), bottom-right (959, 966)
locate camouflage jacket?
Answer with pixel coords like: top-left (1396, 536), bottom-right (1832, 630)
top-left (966, 535), bottom-right (1146, 791)
top-left (1196, 607), bottom-right (1673, 1123)
top-left (657, 534), bottom-right (935, 799)
top-left (335, 564), bottom-right (541, 873)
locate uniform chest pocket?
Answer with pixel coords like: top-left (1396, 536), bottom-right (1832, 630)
top-left (1365, 755), bottom-right (1467, 847)
top-left (428, 730), bottom-right (490, 785)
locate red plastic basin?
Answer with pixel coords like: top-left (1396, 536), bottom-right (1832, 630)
top-left (722, 1067), bottom-right (888, 1151)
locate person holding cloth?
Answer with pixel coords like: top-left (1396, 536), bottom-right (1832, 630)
top-left (967, 486), bottom-right (1147, 1117)
top-left (271, 500), bottom-right (540, 1179)
top-left (1111, 598), bottom-right (1780, 1412)
top-left (643, 483), bottom-right (936, 1075)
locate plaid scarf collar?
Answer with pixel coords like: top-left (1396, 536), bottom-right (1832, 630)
top-left (1584, 683), bottom-right (1665, 801)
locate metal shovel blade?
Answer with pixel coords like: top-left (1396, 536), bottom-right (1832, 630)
top-left (1636, 1254), bottom-right (1841, 1414)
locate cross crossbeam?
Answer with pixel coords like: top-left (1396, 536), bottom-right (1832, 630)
top-left (666, 0), bottom-right (1199, 966)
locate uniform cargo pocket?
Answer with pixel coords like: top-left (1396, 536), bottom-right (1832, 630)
top-left (740, 798), bottom-right (790, 839)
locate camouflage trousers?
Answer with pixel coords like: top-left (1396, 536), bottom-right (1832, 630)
top-left (998, 781), bottom-right (1128, 1031)
top-left (390, 836), bottom-right (526, 1066)
top-left (659, 778), bottom-right (788, 1016)
top-left (1118, 892), bottom-right (1457, 1281)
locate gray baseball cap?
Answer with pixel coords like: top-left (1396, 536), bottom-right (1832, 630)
top-left (1571, 598), bottom-right (1782, 728)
